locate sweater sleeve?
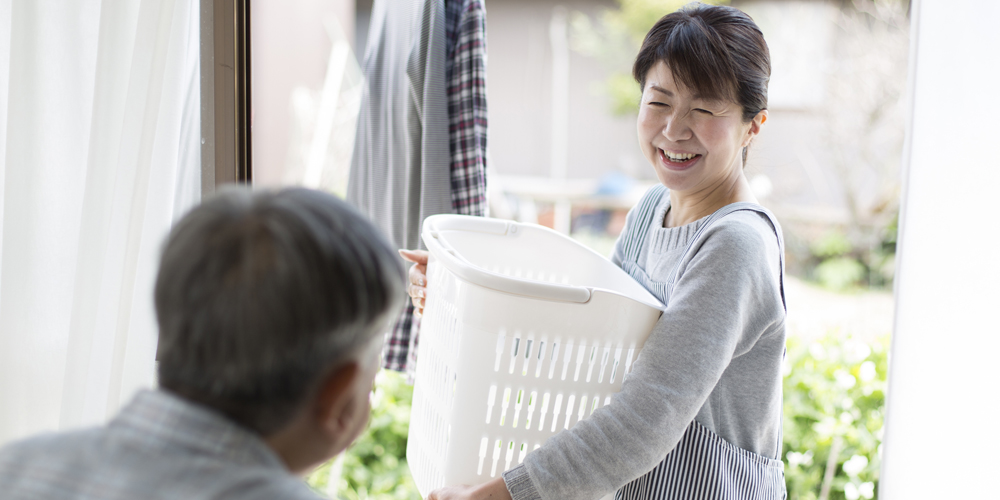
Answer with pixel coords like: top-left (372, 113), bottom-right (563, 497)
top-left (502, 218), bottom-right (784, 500)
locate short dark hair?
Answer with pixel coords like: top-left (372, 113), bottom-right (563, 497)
top-left (633, 2), bottom-right (770, 124)
top-left (155, 187), bottom-right (404, 435)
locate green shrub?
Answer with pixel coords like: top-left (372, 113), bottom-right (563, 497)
top-left (568, 0), bottom-right (728, 116)
top-left (802, 218), bottom-right (898, 292)
top-left (811, 232), bottom-right (854, 259)
top-left (309, 334), bottom-right (890, 500)
top-left (814, 257), bottom-right (867, 292)
top-left (783, 333), bottom-right (889, 500)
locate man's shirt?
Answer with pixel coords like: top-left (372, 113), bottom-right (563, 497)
top-left (0, 389), bottom-right (321, 500)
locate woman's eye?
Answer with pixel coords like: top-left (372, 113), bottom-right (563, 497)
top-left (649, 101), bottom-right (667, 107)
top-left (695, 108), bottom-right (713, 115)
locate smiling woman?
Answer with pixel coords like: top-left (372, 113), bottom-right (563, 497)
top-left (631, 4), bottom-right (770, 228)
top-left (419, 4), bottom-right (787, 500)
top-left (636, 62), bottom-right (765, 223)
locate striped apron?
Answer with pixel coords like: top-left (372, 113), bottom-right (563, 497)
top-left (615, 185), bottom-right (787, 500)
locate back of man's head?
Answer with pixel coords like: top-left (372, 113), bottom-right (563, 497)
top-left (154, 187), bottom-right (403, 436)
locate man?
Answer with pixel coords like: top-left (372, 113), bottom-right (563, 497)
top-left (0, 188), bottom-right (405, 499)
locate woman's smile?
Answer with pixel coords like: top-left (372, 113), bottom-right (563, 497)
top-left (658, 148), bottom-right (703, 171)
top-left (637, 61), bottom-right (765, 209)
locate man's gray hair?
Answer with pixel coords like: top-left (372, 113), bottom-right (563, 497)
top-left (155, 187), bottom-right (404, 435)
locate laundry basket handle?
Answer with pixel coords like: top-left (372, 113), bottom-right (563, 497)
top-left (422, 216), bottom-right (593, 304)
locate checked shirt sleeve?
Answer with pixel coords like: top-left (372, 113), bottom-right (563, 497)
top-left (446, 0), bottom-right (488, 216)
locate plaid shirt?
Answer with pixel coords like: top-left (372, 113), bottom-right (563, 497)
top-left (383, 0), bottom-right (488, 374)
top-left (0, 390), bottom-right (319, 500)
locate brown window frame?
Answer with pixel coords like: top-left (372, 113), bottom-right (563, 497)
top-left (200, 0), bottom-right (252, 195)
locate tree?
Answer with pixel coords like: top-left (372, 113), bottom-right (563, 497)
top-left (569, 0), bottom-right (728, 115)
top-left (818, 0), bottom-right (909, 289)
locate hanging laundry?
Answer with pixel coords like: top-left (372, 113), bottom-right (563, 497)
top-left (445, 0), bottom-right (489, 216)
top-left (388, 0), bottom-right (490, 376)
top-left (348, 0), bottom-right (453, 253)
top-left (350, 0), bottom-right (488, 375)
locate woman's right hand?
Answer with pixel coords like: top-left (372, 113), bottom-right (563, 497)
top-left (399, 249), bottom-right (429, 317)
top-left (425, 478), bottom-right (512, 500)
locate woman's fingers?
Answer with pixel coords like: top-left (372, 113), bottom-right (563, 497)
top-left (408, 262), bottom-right (427, 287)
top-left (409, 287), bottom-right (425, 312)
top-left (399, 248), bottom-right (429, 265)
top-left (403, 250), bottom-right (428, 286)
top-left (408, 265), bottom-right (427, 317)
top-left (425, 485), bottom-right (472, 500)
top-left (400, 249), bottom-right (430, 316)
top-left (425, 482), bottom-right (505, 500)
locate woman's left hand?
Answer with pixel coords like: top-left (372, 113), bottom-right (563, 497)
top-left (400, 249), bottom-right (429, 317)
top-left (425, 478), bottom-right (512, 500)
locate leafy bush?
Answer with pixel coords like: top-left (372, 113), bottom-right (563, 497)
top-left (308, 334), bottom-right (890, 500)
top-left (814, 257), bottom-right (867, 292)
top-left (783, 333), bottom-right (889, 500)
top-left (806, 222), bottom-right (897, 292)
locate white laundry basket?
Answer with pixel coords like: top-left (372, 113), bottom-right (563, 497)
top-left (407, 215), bottom-right (663, 497)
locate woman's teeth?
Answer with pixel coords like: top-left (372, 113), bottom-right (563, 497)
top-left (663, 150), bottom-right (698, 162)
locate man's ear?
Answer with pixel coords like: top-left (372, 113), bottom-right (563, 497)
top-left (314, 362), bottom-right (363, 437)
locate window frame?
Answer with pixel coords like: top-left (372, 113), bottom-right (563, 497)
top-left (200, 0), bottom-right (252, 194)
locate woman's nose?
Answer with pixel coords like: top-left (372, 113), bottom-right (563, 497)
top-left (662, 114), bottom-right (693, 142)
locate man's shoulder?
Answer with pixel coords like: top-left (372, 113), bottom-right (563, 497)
top-left (0, 426), bottom-right (105, 464)
top-left (0, 426), bottom-right (321, 500)
top-left (0, 427), bottom-right (110, 498)
top-left (211, 472), bottom-right (322, 500)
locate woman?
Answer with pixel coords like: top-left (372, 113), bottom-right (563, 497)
top-left (404, 4), bottom-right (786, 499)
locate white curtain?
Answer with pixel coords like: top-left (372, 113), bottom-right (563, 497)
top-left (0, 0), bottom-right (200, 445)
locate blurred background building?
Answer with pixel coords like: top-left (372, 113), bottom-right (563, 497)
top-left (253, 0), bottom-right (906, 290)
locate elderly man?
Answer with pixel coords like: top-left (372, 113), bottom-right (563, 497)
top-left (0, 188), bottom-right (404, 499)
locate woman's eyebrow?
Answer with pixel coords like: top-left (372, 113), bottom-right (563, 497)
top-left (649, 85), bottom-right (674, 96)
top-left (649, 84), bottom-right (704, 100)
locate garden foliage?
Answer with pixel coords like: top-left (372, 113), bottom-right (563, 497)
top-left (568, 0), bottom-right (728, 116)
top-left (783, 334), bottom-right (889, 500)
top-left (308, 331), bottom-right (888, 500)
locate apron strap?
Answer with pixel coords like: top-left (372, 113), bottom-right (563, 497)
top-left (621, 184), bottom-right (668, 264)
top-left (618, 189), bottom-right (786, 313)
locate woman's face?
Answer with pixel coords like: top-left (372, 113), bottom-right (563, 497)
top-left (637, 61), bottom-right (764, 196)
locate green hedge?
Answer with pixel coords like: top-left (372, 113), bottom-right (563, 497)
top-left (310, 332), bottom-right (889, 500)
top-left (783, 334), bottom-right (889, 500)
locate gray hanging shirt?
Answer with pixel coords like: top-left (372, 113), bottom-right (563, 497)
top-left (348, 0), bottom-right (454, 252)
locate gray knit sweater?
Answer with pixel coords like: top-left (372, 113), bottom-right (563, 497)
top-left (502, 194), bottom-right (786, 500)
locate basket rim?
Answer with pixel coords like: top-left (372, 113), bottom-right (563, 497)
top-left (420, 214), bottom-right (664, 310)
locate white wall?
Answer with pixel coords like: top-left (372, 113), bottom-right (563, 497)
top-left (881, 0), bottom-right (1000, 496)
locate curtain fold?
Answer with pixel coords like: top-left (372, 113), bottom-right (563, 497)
top-left (0, 0), bottom-right (200, 444)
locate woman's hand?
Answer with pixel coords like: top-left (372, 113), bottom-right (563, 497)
top-left (426, 478), bottom-right (512, 500)
top-left (399, 249), bottom-right (429, 317)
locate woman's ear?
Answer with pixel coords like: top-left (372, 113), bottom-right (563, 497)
top-left (743, 109), bottom-right (768, 147)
